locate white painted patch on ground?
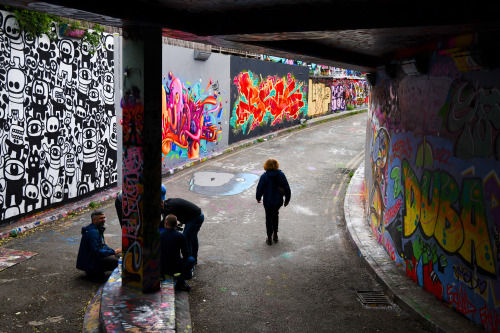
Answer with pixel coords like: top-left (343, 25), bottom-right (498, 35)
top-left (291, 205), bottom-right (318, 216)
top-left (193, 171), bottom-right (234, 186)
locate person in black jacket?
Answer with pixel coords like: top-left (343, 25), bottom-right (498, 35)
top-left (161, 214), bottom-right (196, 291)
top-left (256, 158), bottom-right (291, 245)
top-left (161, 197), bottom-right (204, 263)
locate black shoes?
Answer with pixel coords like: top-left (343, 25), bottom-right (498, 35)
top-left (175, 281), bottom-right (192, 292)
top-left (266, 237), bottom-right (272, 245)
top-left (273, 233), bottom-right (278, 242)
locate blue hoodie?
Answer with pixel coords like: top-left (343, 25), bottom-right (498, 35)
top-left (76, 223), bottom-right (116, 274)
top-left (256, 169), bottom-right (291, 209)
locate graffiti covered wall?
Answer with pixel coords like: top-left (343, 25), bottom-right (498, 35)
top-left (310, 77), bottom-right (369, 114)
top-left (307, 79), bottom-right (331, 117)
top-left (365, 55), bottom-right (500, 331)
top-left (161, 44), bottom-right (230, 171)
top-left (0, 10), bottom-right (118, 225)
top-left (229, 57), bottom-right (309, 144)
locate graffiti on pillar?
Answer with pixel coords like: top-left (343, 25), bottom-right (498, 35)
top-left (230, 71), bottom-right (307, 135)
top-left (307, 79), bottom-right (331, 117)
top-left (367, 60), bottom-right (500, 330)
top-left (444, 82), bottom-right (500, 160)
top-left (162, 72), bottom-right (223, 162)
top-left (0, 10), bottom-right (117, 225)
top-left (121, 93), bottom-right (144, 287)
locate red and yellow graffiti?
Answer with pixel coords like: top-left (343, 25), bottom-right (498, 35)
top-left (230, 71), bottom-right (307, 133)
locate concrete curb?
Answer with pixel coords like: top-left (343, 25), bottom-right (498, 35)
top-left (344, 164), bottom-right (484, 333)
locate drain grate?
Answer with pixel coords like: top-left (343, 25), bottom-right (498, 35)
top-left (356, 290), bottom-right (391, 307)
top-left (340, 168), bottom-right (355, 174)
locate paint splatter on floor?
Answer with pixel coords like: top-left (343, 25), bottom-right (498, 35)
top-left (0, 248), bottom-right (37, 272)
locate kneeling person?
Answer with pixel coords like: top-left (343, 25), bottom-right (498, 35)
top-left (161, 214), bottom-right (195, 291)
top-left (76, 210), bottom-right (122, 278)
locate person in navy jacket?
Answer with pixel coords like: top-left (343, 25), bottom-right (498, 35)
top-left (76, 210), bottom-right (122, 278)
top-left (256, 158), bottom-right (291, 245)
top-left (161, 214), bottom-right (196, 291)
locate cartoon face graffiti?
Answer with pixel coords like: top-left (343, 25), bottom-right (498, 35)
top-left (4, 15), bottom-right (25, 67)
top-left (6, 68), bottom-right (26, 120)
top-left (32, 80), bottom-right (49, 106)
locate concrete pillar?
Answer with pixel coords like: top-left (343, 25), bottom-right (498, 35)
top-left (121, 26), bottom-right (162, 292)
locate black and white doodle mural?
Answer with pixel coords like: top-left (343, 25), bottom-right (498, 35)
top-left (0, 10), bottom-right (117, 224)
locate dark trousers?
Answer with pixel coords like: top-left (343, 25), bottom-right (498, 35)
top-left (265, 207), bottom-right (280, 238)
top-left (183, 213), bottom-right (204, 261)
top-left (97, 255), bottom-right (119, 272)
top-left (86, 255), bottom-right (118, 277)
top-left (164, 257), bottom-right (196, 284)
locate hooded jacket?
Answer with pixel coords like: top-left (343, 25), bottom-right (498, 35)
top-left (256, 169), bottom-right (291, 209)
top-left (76, 223), bottom-right (116, 273)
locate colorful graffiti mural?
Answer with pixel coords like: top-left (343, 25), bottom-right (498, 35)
top-left (121, 93), bottom-right (145, 289)
top-left (0, 10), bottom-right (117, 225)
top-left (307, 79), bottom-right (331, 117)
top-left (230, 71), bottom-right (307, 135)
top-left (310, 77), bottom-right (369, 113)
top-left (366, 55), bottom-right (500, 331)
top-left (162, 72), bottom-right (223, 161)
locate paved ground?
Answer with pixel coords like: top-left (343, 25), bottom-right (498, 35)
top-left (0, 110), bottom-right (437, 332)
top-left (173, 113), bottom-right (430, 332)
top-left (0, 202), bottom-right (122, 332)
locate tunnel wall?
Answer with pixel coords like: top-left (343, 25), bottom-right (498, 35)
top-left (161, 44), bottom-right (231, 170)
top-left (365, 54), bottom-right (500, 330)
top-left (0, 9), bottom-right (119, 225)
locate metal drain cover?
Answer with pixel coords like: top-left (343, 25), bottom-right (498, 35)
top-left (356, 290), bottom-right (391, 307)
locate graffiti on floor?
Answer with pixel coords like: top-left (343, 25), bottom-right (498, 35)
top-left (0, 248), bottom-right (37, 271)
top-left (189, 170), bottom-right (259, 196)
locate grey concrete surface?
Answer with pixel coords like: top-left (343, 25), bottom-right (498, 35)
top-left (344, 165), bottom-right (485, 333)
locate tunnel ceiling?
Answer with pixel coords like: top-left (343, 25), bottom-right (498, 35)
top-left (3, 0), bottom-right (500, 72)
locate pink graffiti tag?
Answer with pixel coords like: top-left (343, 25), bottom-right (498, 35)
top-left (162, 72), bottom-right (223, 160)
top-left (384, 198), bottom-right (403, 225)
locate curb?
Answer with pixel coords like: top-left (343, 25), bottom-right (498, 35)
top-left (344, 164), bottom-right (484, 333)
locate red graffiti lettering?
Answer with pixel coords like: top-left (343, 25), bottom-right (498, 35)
top-left (384, 198), bottom-right (403, 225)
top-left (481, 305), bottom-right (500, 332)
top-left (434, 147), bottom-right (454, 166)
top-left (447, 283), bottom-right (477, 315)
top-left (391, 139), bottom-right (412, 163)
top-left (231, 71), bottom-right (307, 133)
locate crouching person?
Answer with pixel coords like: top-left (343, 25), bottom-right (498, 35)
top-left (76, 210), bottom-right (122, 279)
top-left (161, 214), bottom-right (195, 291)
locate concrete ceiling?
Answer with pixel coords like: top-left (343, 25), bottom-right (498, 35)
top-left (3, 0), bottom-right (500, 72)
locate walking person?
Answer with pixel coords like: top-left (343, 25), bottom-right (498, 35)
top-left (161, 196), bottom-right (204, 264)
top-left (256, 158), bottom-right (291, 245)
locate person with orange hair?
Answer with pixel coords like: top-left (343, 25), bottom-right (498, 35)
top-left (256, 158), bottom-right (291, 245)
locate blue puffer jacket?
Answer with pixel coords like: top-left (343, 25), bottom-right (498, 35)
top-left (76, 223), bottom-right (116, 273)
top-left (256, 170), bottom-right (291, 209)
